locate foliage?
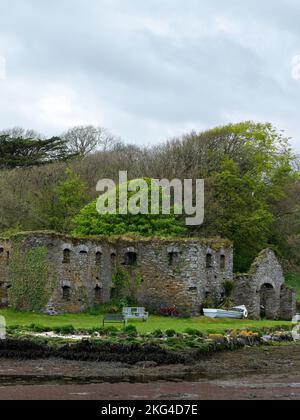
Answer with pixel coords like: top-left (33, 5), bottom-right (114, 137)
top-left (202, 296), bottom-right (216, 309)
top-left (285, 273), bottom-right (300, 301)
top-left (220, 280), bottom-right (236, 309)
top-left (0, 134), bottom-right (76, 169)
top-left (73, 178), bottom-right (188, 237)
top-left (123, 325), bottom-right (138, 335)
top-left (112, 267), bottom-right (142, 304)
top-left (8, 246), bottom-right (54, 311)
top-left (0, 121), bottom-right (299, 274)
top-left (38, 169), bottom-right (88, 233)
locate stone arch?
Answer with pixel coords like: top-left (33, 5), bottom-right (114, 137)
top-left (78, 245), bottom-right (89, 255)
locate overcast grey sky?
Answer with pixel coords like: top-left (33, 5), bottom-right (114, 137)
top-left (0, 0), bottom-right (299, 148)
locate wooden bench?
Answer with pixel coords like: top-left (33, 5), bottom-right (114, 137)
top-left (103, 314), bottom-right (126, 328)
top-left (122, 307), bottom-right (149, 322)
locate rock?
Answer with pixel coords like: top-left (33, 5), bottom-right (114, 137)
top-left (261, 335), bottom-right (273, 343)
top-left (135, 361), bottom-right (158, 368)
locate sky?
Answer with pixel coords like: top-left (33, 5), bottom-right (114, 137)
top-left (0, 0), bottom-right (300, 148)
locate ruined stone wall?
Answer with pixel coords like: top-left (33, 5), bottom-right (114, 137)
top-left (14, 234), bottom-right (116, 314)
top-left (0, 240), bottom-right (11, 308)
top-left (116, 239), bottom-right (233, 315)
top-left (233, 249), bottom-right (295, 320)
top-left (280, 286), bottom-right (296, 321)
top-left (1, 234), bottom-right (295, 318)
top-left (0, 233), bottom-right (233, 315)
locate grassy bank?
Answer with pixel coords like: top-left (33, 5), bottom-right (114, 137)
top-left (0, 309), bottom-right (292, 335)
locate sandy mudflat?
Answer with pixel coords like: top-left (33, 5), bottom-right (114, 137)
top-left (0, 343), bottom-right (299, 400)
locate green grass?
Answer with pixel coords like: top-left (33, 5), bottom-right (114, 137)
top-left (0, 309), bottom-right (292, 334)
top-left (285, 273), bottom-right (300, 301)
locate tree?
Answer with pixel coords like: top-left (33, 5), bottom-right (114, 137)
top-left (73, 179), bottom-right (187, 237)
top-left (0, 127), bottom-right (44, 140)
top-left (62, 125), bottom-right (117, 157)
top-left (0, 135), bottom-right (76, 169)
top-left (40, 169), bottom-right (89, 233)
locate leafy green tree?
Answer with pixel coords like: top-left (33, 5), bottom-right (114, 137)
top-left (42, 169), bottom-right (88, 233)
top-left (0, 135), bottom-right (76, 169)
top-left (73, 179), bottom-right (187, 237)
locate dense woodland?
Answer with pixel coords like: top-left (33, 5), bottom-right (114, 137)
top-left (1, 122), bottom-right (300, 279)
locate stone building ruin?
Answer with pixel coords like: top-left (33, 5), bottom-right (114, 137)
top-left (0, 232), bottom-right (296, 320)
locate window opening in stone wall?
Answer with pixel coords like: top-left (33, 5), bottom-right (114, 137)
top-left (63, 249), bottom-right (71, 264)
top-left (206, 253), bottom-right (213, 269)
top-left (62, 286), bottom-right (71, 301)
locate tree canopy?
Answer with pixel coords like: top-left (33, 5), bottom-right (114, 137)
top-left (0, 121), bottom-right (299, 274)
top-left (0, 135), bottom-right (76, 169)
top-left (73, 179), bottom-right (188, 237)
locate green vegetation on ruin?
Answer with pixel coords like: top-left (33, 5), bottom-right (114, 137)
top-left (285, 273), bottom-right (300, 301)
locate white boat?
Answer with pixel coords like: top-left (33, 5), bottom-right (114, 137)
top-left (204, 306), bottom-right (248, 320)
top-left (293, 314), bottom-right (300, 322)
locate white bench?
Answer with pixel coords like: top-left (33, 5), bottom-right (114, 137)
top-left (123, 307), bottom-right (149, 322)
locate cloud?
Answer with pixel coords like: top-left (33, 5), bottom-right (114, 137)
top-left (0, 0), bottom-right (299, 148)
top-left (292, 55), bottom-right (300, 80)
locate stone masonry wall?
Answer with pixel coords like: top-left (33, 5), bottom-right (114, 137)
top-left (0, 240), bottom-right (11, 308)
top-left (280, 286), bottom-right (296, 321)
top-left (0, 233), bottom-right (233, 316)
top-left (116, 239), bottom-right (233, 315)
top-left (233, 249), bottom-right (295, 320)
top-left (0, 234), bottom-right (296, 319)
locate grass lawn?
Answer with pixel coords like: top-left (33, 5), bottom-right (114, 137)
top-left (0, 309), bottom-right (292, 334)
top-left (285, 273), bottom-right (300, 301)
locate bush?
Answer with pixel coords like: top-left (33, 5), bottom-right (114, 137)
top-left (123, 325), bottom-right (138, 335)
top-left (86, 305), bottom-right (103, 316)
top-left (165, 329), bottom-right (177, 337)
top-left (184, 328), bottom-right (204, 337)
top-left (53, 325), bottom-right (76, 335)
top-left (29, 324), bottom-right (52, 333)
top-left (152, 329), bottom-right (164, 338)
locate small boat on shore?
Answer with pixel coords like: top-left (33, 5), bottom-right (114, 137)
top-left (204, 306), bottom-right (248, 320)
top-left (293, 314), bottom-right (300, 322)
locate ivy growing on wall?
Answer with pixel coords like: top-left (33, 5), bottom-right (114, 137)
top-left (112, 267), bottom-right (142, 305)
top-left (8, 246), bottom-right (55, 311)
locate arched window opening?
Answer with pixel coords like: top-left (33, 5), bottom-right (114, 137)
top-left (220, 255), bottom-right (226, 270)
top-left (63, 249), bottom-right (71, 264)
top-left (62, 286), bottom-right (71, 302)
top-left (124, 252), bottom-right (137, 267)
top-left (206, 253), bottom-right (213, 269)
top-left (168, 252), bottom-right (180, 267)
top-left (96, 252), bottom-right (102, 265)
